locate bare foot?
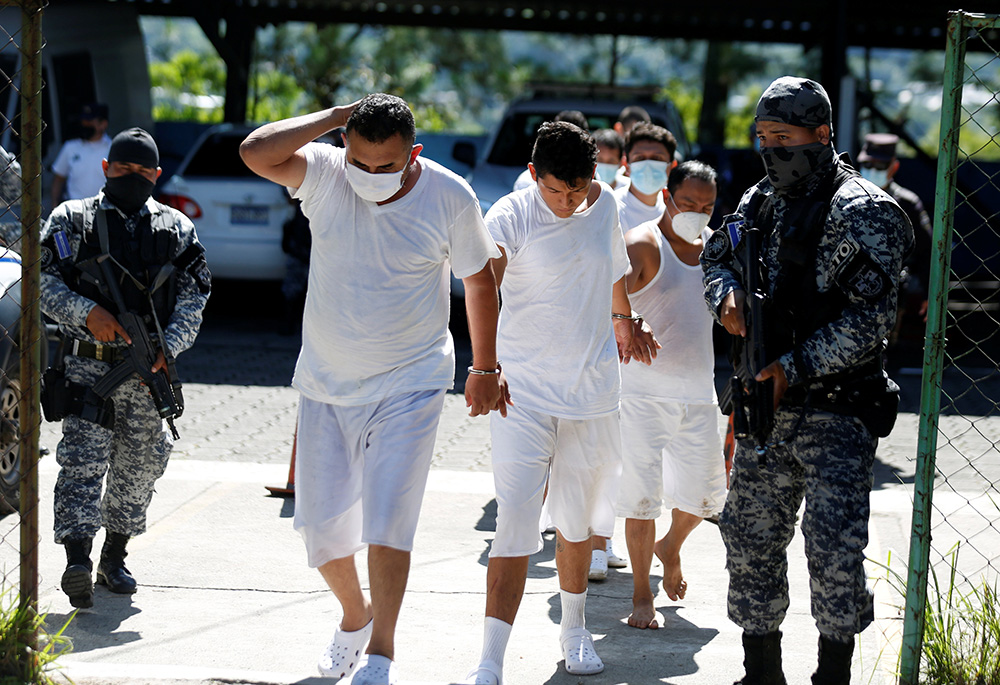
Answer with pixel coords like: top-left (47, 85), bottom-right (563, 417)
top-left (654, 539), bottom-right (687, 601)
top-left (627, 597), bottom-right (659, 629)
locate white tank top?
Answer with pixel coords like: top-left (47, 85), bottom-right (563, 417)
top-left (621, 222), bottom-right (717, 404)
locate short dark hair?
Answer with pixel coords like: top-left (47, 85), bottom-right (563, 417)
top-left (667, 160), bottom-right (717, 196)
top-left (617, 105), bottom-right (651, 128)
top-left (554, 109), bottom-right (589, 131)
top-left (624, 122), bottom-right (677, 161)
top-left (345, 93), bottom-right (415, 145)
top-left (531, 122), bottom-right (597, 186)
top-left (592, 128), bottom-right (624, 155)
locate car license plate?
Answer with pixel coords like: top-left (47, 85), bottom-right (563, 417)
top-left (231, 205), bottom-right (269, 225)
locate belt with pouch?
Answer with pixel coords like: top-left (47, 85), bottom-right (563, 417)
top-left (70, 339), bottom-right (126, 363)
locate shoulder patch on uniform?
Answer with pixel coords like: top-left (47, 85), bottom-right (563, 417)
top-left (832, 240), bottom-right (890, 301)
top-left (703, 228), bottom-right (732, 263)
top-left (830, 239), bottom-right (859, 275)
top-left (40, 245), bottom-right (53, 268)
top-left (52, 230), bottom-right (72, 259)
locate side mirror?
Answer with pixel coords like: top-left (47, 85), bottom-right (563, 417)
top-left (453, 141), bottom-right (477, 168)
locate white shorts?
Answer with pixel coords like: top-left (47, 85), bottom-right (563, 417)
top-left (293, 389), bottom-right (446, 567)
top-left (490, 405), bottom-right (621, 557)
top-left (616, 398), bottom-right (727, 520)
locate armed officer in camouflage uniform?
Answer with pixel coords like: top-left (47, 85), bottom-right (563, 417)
top-left (701, 77), bottom-right (912, 685)
top-left (40, 128), bottom-right (211, 608)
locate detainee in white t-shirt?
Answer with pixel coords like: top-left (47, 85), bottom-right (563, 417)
top-left (463, 122), bottom-right (658, 685)
top-left (618, 161), bottom-right (728, 630)
top-left (241, 93), bottom-right (508, 685)
top-left (613, 122), bottom-right (679, 234)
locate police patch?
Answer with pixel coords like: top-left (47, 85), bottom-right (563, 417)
top-left (702, 228), bottom-right (732, 263)
top-left (52, 230), bottom-right (72, 260)
top-left (40, 245), bottom-right (53, 268)
top-left (833, 246), bottom-right (890, 301)
top-left (189, 256), bottom-right (212, 294)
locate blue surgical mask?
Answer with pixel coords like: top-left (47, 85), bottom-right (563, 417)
top-left (595, 162), bottom-right (620, 185)
top-left (628, 160), bottom-right (669, 196)
top-left (860, 166), bottom-right (889, 189)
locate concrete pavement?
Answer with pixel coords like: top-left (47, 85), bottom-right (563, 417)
top-left (0, 324), bottom-right (933, 684)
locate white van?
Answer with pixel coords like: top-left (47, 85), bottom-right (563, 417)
top-left (0, 3), bottom-right (153, 211)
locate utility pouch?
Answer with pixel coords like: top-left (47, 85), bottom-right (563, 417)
top-left (40, 366), bottom-right (71, 422)
top-left (856, 374), bottom-right (901, 438)
top-left (40, 365), bottom-right (116, 429)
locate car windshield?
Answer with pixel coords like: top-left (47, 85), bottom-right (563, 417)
top-left (485, 109), bottom-right (680, 167)
top-left (183, 133), bottom-right (255, 177)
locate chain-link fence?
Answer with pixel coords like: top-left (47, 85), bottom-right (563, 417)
top-left (0, 0), bottom-right (45, 678)
top-left (898, 10), bottom-right (1000, 685)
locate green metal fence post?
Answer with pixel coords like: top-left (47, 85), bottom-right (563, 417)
top-left (897, 10), bottom-right (966, 685)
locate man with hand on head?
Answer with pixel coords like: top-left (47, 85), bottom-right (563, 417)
top-left (241, 93), bottom-right (505, 685)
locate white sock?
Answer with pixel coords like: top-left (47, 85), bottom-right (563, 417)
top-left (560, 588), bottom-right (587, 635)
top-left (480, 616), bottom-right (512, 668)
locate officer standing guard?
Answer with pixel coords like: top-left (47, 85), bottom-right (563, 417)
top-left (702, 77), bottom-right (912, 684)
top-left (40, 128), bottom-right (211, 609)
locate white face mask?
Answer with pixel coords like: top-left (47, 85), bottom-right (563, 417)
top-left (860, 166), bottom-right (889, 189)
top-left (344, 159), bottom-right (406, 202)
top-left (669, 194), bottom-right (711, 244)
top-left (595, 162), bottom-right (619, 185)
top-left (628, 160), bottom-right (669, 196)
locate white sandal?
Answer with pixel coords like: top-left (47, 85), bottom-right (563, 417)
top-left (463, 658), bottom-right (503, 684)
top-left (352, 654), bottom-right (398, 684)
top-left (561, 627), bottom-right (604, 675)
top-left (316, 619), bottom-right (372, 679)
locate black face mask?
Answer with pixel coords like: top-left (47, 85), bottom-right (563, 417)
top-left (80, 124), bottom-right (97, 139)
top-left (104, 173), bottom-right (155, 216)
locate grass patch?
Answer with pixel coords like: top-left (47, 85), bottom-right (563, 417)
top-left (874, 545), bottom-right (1000, 685)
top-left (0, 585), bottom-right (74, 685)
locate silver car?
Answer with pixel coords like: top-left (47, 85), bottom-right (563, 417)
top-left (158, 124), bottom-right (295, 281)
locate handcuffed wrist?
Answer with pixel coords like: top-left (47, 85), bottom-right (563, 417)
top-left (468, 361), bottom-right (502, 376)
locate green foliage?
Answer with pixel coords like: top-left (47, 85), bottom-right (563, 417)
top-left (872, 546), bottom-right (1000, 684)
top-left (659, 78), bottom-right (701, 148)
top-left (725, 83), bottom-right (766, 149)
top-left (0, 586), bottom-right (74, 684)
top-left (920, 549), bottom-right (1000, 685)
top-left (149, 49), bottom-right (225, 123)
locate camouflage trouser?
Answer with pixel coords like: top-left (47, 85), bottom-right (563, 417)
top-left (720, 405), bottom-right (876, 644)
top-left (53, 354), bottom-right (172, 543)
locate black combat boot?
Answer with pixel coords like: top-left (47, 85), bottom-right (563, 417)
top-left (61, 537), bottom-right (94, 608)
top-left (734, 631), bottom-right (787, 685)
top-left (96, 531), bottom-right (137, 594)
top-left (811, 635), bottom-right (854, 685)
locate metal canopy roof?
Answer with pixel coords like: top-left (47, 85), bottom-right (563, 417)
top-left (112, 0), bottom-right (997, 50)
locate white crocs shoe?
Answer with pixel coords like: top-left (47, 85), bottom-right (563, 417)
top-left (462, 659), bottom-right (503, 684)
top-left (588, 549), bottom-right (608, 581)
top-left (352, 654), bottom-right (398, 685)
top-left (606, 540), bottom-right (627, 568)
top-left (317, 619), bottom-right (372, 680)
top-left (561, 627), bottom-right (604, 674)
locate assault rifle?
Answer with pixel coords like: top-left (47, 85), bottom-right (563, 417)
top-left (717, 215), bottom-right (774, 455)
top-left (95, 254), bottom-right (184, 439)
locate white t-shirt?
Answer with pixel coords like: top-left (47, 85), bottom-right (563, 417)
top-left (614, 184), bottom-right (664, 233)
top-left (51, 136), bottom-right (111, 200)
top-left (621, 222), bottom-right (716, 404)
top-left (513, 167), bottom-right (533, 191)
top-left (291, 144), bottom-right (500, 405)
top-left (488, 182), bottom-right (628, 419)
